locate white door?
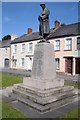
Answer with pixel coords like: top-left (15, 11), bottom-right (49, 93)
top-left (27, 57), bottom-right (32, 70)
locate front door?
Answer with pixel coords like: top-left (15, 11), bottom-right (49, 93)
top-left (76, 58), bottom-right (80, 74)
top-left (65, 58), bottom-right (72, 74)
top-left (68, 58), bottom-right (72, 73)
top-left (27, 57), bottom-right (32, 70)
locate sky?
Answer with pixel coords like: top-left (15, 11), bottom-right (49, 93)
top-left (2, 2), bottom-right (78, 40)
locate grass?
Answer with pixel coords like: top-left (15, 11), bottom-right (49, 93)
top-left (60, 108), bottom-right (80, 118)
top-left (64, 83), bottom-right (80, 89)
top-left (0, 102), bottom-right (2, 120)
top-left (2, 102), bottom-right (29, 118)
top-left (0, 73), bottom-right (23, 87)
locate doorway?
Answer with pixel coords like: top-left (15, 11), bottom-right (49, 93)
top-left (76, 58), bottom-right (80, 74)
top-left (5, 59), bottom-right (9, 68)
top-left (65, 58), bottom-right (73, 74)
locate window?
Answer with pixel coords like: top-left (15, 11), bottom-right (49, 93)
top-left (14, 45), bottom-right (17, 53)
top-left (28, 43), bottom-right (33, 52)
top-left (65, 38), bottom-right (72, 50)
top-left (55, 40), bottom-right (60, 50)
top-left (55, 58), bottom-right (60, 69)
top-left (77, 37), bottom-right (80, 50)
top-left (22, 44), bottom-right (25, 52)
top-left (21, 58), bottom-right (24, 67)
top-left (5, 48), bottom-right (7, 54)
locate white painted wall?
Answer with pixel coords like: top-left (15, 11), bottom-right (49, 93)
top-left (11, 40), bottom-right (38, 70)
top-left (74, 35), bottom-right (80, 57)
top-left (1, 47), bottom-right (10, 68)
top-left (0, 47), bottom-right (2, 68)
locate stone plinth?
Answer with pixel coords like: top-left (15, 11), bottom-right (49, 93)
top-left (10, 42), bottom-right (78, 113)
top-left (23, 42), bottom-right (64, 90)
top-left (32, 43), bottom-right (56, 80)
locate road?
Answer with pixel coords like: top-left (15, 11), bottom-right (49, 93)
top-left (0, 68), bottom-right (80, 85)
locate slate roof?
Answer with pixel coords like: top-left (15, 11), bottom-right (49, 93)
top-left (2, 39), bottom-right (11, 48)
top-left (11, 32), bottom-right (43, 44)
top-left (47, 22), bottom-right (80, 39)
top-left (10, 22), bottom-right (80, 44)
top-left (11, 28), bottom-right (55, 44)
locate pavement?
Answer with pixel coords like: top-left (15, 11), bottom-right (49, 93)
top-left (0, 86), bottom-right (80, 118)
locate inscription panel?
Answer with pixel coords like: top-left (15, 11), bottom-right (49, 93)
top-left (32, 45), bottom-right (44, 78)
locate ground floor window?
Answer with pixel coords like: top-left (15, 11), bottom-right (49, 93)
top-left (4, 59), bottom-right (9, 68)
top-left (21, 58), bottom-right (24, 67)
top-left (55, 58), bottom-right (60, 69)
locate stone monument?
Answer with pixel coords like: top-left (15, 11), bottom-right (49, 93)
top-left (10, 3), bottom-right (78, 113)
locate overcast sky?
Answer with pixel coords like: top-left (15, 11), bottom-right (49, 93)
top-left (2, 2), bottom-right (78, 39)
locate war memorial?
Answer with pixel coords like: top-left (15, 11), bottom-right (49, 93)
top-left (10, 3), bottom-right (78, 113)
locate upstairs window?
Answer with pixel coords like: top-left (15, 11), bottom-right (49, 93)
top-left (22, 44), bottom-right (25, 52)
top-left (65, 38), bottom-right (72, 50)
top-left (54, 40), bottom-right (60, 50)
top-left (28, 43), bottom-right (33, 52)
top-left (14, 45), bottom-right (17, 53)
top-left (77, 37), bottom-right (80, 50)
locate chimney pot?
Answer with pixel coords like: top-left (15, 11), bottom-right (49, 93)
top-left (27, 28), bottom-right (32, 34)
top-left (55, 20), bottom-right (60, 29)
top-left (61, 22), bottom-right (66, 26)
top-left (11, 34), bottom-right (17, 41)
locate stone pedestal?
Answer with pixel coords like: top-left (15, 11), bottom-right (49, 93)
top-left (10, 42), bottom-right (78, 113)
top-left (23, 43), bottom-right (64, 90)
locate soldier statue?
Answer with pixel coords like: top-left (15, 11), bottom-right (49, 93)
top-left (38, 3), bottom-right (50, 42)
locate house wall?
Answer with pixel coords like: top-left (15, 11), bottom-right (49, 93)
top-left (11, 40), bottom-right (38, 70)
top-left (1, 47), bottom-right (10, 68)
top-left (0, 47), bottom-right (2, 68)
top-left (49, 36), bottom-right (77, 74)
top-left (74, 36), bottom-right (80, 58)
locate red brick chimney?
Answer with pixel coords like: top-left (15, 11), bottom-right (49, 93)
top-left (61, 22), bottom-right (66, 26)
top-left (27, 28), bottom-right (32, 34)
top-left (55, 20), bottom-right (60, 29)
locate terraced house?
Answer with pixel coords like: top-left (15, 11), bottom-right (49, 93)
top-left (0, 34), bottom-right (17, 68)
top-left (1, 21), bottom-right (80, 76)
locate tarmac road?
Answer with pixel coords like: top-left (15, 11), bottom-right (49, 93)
top-left (0, 68), bottom-right (80, 85)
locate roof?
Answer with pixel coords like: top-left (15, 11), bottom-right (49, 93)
top-left (47, 22), bottom-right (80, 39)
top-left (11, 32), bottom-right (42, 44)
top-left (11, 22), bottom-right (80, 44)
top-left (2, 39), bottom-right (11, 48)
top-left (11, 29), bottom-right (55, 44)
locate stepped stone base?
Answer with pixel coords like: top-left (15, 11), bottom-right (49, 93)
top-left (9, 43), bottom-right (79, 113)
top-left (10, 83), bottom-right (78, 113)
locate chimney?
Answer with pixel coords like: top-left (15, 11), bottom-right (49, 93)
top-left (55, 20), bottom-right (60, 29)
top-left (61, 22), bottom-right (66, 26)
top-left (27, 28), bottom-right (32, 34)
top-left (11, 34), bottom-right (17, 41)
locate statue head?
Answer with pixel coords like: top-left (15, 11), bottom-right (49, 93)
top-left (40, 3), bottom-right (45, 9)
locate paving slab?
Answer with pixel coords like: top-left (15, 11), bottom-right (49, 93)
top-left (1, 86), bottom-right (80, 118)
top-left (2, 94), bottom-right (80, 118)
top-left (2, 96), bottom-right (16, 103)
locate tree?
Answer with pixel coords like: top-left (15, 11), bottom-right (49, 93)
top-left (2, 35), bottom-right (11, 40)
